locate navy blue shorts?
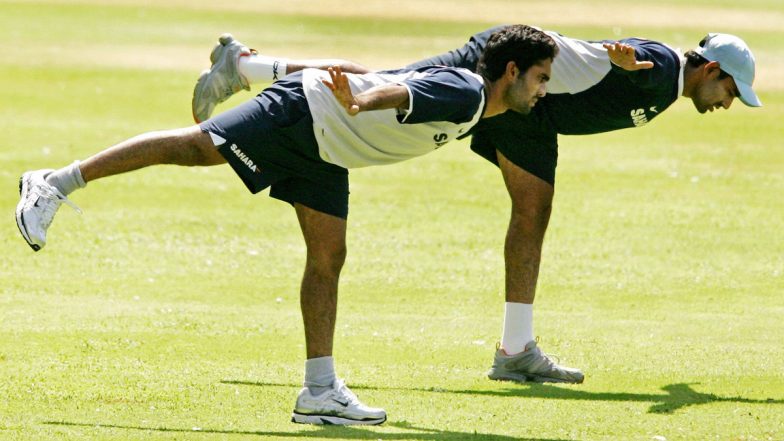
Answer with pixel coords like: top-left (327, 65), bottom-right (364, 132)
top-left (407, 25), bottom-right (559, 186)
top-left (199, 72), bottom-right (350, 219)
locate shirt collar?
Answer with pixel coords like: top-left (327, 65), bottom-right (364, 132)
top-left (678, 55), bottom-right (686, 98)
top-left (663, 43), bottom-right (685, 99)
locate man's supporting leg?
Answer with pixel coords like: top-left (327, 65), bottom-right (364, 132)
top-left (16, 126), bottom-right (224, 250)
top-left (296, 202), bottom-right (345, 396)
top-left (290, 203), bottom-right (386, 425)
top-left (487, 151), bottom-right (584, 384)
top-left (499, 150), bottom-right (553, 353)
top-left (295, 202), bottom-right (347, 361)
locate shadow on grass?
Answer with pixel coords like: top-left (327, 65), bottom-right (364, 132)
top-left (222, 380), bottom-right (784, 414)
top-left (42, 420), bottom-right (569, 440)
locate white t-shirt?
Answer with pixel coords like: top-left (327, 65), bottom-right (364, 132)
top-left (302, 66), bottom-right (486, 169)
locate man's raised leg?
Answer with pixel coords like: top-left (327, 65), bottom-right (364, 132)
top-left (290, 203), bottom-right (386, 426)
top-left (16, 126), bottom-right (223, 251)
top-left (79, 126), bottom-right (225, 181)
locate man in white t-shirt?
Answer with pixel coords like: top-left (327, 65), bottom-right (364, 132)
top-left (15, 25), bottom-right (558, 426)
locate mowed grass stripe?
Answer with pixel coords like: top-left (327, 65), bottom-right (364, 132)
top-left (6, 0), bottom-right (784, 31)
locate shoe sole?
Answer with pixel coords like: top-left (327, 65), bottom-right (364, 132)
top-left (192, 34), bottom-right (252, 123)
top-left (291, 412), bottom-right (386, 426)
top-left (192, 35), bottom-right (237, 123)
top-left (191, 38), bottom-right (228, 123)
top-left (15, 173), bottom-right (41, 252)
top-left (191, 68), bottom-right (213, 123)
top-left (488, 371), bottom-right (584, 384)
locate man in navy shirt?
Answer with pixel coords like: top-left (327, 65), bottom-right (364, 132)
top-left (14, 25), bottom-right (558, 426)
top-left (189, 28), bottom-right (761, 385)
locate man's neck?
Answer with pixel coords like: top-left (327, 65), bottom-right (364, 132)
top-left (681, 64), bottom-right (698, 98)
top-left (481, 78), bottom-right (508, 118)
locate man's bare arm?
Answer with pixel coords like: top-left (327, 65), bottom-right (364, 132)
top-left (603, 42), bottom-right (654, 71)
top-left (321, 66), bottom-right (409, 116)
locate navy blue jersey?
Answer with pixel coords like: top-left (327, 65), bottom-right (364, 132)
top-left (409, 28), bottom-right (682, 135)
top-left (407, 26), bottom-right (684, 184)
top-left (544, 37), bottom-right (681, 134)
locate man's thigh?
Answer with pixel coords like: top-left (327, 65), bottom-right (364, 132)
top-left (199, 73), bottom-right (350, 219)
top-left (470, 109), bottom-right (558, 186)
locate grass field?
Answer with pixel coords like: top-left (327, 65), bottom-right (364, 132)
top-left (1, 1), bottom-right (783, 440)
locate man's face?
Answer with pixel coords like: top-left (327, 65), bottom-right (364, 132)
top-left (690, 65), bottom-right (740, 114)
top-left (504, 59), bottom-right (551, 115)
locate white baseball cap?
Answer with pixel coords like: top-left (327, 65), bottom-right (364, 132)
top-left (695, 33), bottom-right (761, 107)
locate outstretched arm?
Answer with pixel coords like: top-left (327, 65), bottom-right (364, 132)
top-left (321, 66), bottom-right (409, 116)
top-left (603, 42), bottom-right (654, 71)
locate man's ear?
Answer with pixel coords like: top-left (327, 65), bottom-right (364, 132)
top-left (505, 61), bottom-right (518, 79)
top-left (704, 60), bottom-right (722, 79)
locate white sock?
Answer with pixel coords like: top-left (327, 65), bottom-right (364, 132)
top-left (304, 356), bottom-right (336, 395)
top-left (238, 54), bottom-right (288, 83)
top-left (500, 302), bottom-right (534, 355)
top-left (45, 160), bottom-right (86, 196)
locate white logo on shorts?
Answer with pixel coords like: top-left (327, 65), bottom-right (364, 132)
top-left (230, 144), bottom-right (259, 173)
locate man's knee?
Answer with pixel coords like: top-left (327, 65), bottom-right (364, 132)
top-left (163, 126), bottom-right (224, 166)
top-left (185, 127), bottom-right (226, 166)
top-left (295, 204), bottom-right (348, 278)
top-left (511, 201), bottom-right (552, 235)
top-left (305, 242), bottom-right (347, 278)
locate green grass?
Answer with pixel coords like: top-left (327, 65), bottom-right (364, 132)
top-left (1, 1), bottom-right (783, 440)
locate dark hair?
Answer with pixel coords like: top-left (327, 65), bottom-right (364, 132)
top-left (477, 25), bottom-right (559, 81)
top-left (684, 35), bottom-right (730, 79)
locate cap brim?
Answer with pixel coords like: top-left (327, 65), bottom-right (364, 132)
top-left (737, 80), bottom-right (762, 107)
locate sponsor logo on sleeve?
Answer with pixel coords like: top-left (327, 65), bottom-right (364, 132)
top-left (433, 133), bottom-right (449, 148)
top-left (631, 108), bottom-right (649, 127)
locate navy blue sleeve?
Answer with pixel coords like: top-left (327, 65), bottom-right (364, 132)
top-left (397, 67), bottom-right (484, 124)
top-left (609, 39), bottom-right (680, 90)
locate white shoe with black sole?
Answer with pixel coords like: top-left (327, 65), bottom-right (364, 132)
top-left (291, 379), bottom-right (386, 425)
top-left (15, 169), bottom-right (81, 252)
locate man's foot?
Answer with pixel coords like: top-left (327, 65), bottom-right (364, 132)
top-left (192, 33), bottom-right (253, 123)
top-left (487, 340), bottom-right (584, 384)
top-left (291, 379), bottom-right (387, 425)
top-left (15, 169), bottom-right (81, 252)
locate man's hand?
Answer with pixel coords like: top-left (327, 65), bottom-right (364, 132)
top-left (322, 66), bottom-right (360, 115)
top-left (603, 42), bottom-right (654, 71)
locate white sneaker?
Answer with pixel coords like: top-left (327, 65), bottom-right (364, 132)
top-left (15, 169), bottom-right (81, 251)
top-left (291, 379), bottom-right (387, 425)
